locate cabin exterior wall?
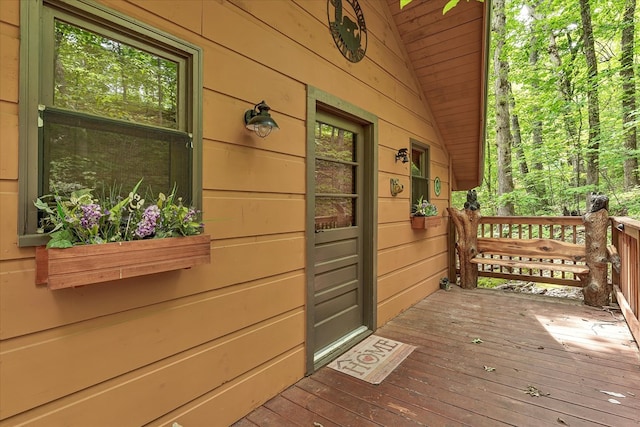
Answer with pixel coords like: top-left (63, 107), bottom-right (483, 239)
top-left (0, 0), bottom-right (451, 424)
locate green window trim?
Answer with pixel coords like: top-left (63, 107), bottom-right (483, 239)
top-left (18, 0), bottom-right (203, 247)
top-left (410, 139), bottom-right (430, 213)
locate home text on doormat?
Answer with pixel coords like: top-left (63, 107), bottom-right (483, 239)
top-left (327, 335), bottom-right (416, 384)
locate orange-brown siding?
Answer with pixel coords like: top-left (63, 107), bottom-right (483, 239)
top-left (0, 0), bottom-right (450, 425)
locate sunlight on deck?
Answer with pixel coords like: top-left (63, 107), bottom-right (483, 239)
top-left (536, 311), bottom-right (637, 356)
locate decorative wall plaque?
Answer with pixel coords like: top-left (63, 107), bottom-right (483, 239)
top-left (434, 177), bottom-right (442, 196)
top-left (327, 0), bottom-right (368, 63)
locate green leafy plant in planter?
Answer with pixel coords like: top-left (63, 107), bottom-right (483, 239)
top-left (411, 196), bottom-right (439, 229)
top-left (34, 179), bottom-right (202, 248)
top-left (413, 195), bottom-right (438, 217)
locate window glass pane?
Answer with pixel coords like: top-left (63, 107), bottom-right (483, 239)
top-left (54, 20), bottom-right (179, 129)
top-left (42, 108), bottom-right (191, 200)
top-left (315, 197), bottom-right (355, 230)
top-left (412, 177), bottom-right (429, 210)
top-left (315, 122), bottom-right (355, 161)
top-left (411, 143), bottom-right (430, 212)
top-left (411, 148), bottom-right (424, 177)
top-left (316, 159), bottom-right (355, 194)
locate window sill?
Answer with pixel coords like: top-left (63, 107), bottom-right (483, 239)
top-left (35, 234), bottom-right (211, 290)
top-left (19, 233), bottom-right (50, 248)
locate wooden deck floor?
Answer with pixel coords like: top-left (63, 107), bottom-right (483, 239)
top-left (234, 287), bottom-right (640, 427)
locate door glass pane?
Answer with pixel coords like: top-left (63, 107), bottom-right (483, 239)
top-left (315, 122), bottom-right (355, 161)
top-left (316, 160), bottom-right (355, 194)
top-left (315, 197), bottom-right (355, 230)
top-left (315, 120), bottom-right (357, 230)
top-left (54, 20), bottom-right (179, 130)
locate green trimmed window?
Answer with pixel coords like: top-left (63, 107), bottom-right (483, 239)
top-left (410, 140), bottom-right (430, 213)
top-left (19, 0), bottom-right (202, 246)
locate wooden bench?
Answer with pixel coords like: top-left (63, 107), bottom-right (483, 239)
top-left (471, 237), bottom-right (590, 277)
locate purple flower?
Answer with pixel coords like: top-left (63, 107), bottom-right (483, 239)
top-left (183, 208), bottom-right (197, 223)
top-left (135, 205), bottom-right (161, 238)
top-left (79, 203), bottom-right (103, 229)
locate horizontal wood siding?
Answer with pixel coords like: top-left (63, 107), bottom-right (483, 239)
top-left (0, 0), bottom-right (450, 424)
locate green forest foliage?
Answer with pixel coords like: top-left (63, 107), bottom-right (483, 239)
top-left (465, 0), bottom-right (640, 218)
top-left (55, 21), bottom-right (178, 128)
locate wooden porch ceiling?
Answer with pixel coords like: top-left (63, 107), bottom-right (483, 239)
top-left (236, 288), bottom-right (640, 426)
top-left (386, 0), bottom-right (490, 191)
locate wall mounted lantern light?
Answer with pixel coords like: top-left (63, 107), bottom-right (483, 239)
top-left (244, 100), bottom-right (279, 138)
top-left (395, 148), bottom-right (409, 163)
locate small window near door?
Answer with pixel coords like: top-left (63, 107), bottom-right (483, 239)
top-left (410, 140), bottom-right (430, 214)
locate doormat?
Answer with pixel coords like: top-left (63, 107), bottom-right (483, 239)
top-left (327, 335), bottom-right (416, 384)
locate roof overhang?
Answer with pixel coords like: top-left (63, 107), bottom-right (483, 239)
top-left (387, 0), bottom-right (491, 190)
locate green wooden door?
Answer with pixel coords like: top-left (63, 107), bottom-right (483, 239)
top-left (311, 111), bottom-right (366, 363)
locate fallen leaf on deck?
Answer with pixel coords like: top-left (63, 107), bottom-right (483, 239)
top-left (472, 338), bottom-right (483, 344)
top-left (600, 390), bottom-right (625, 398)
top-left (483, 366), bottom-right (495, 372)
top-left (557, 417), bottom-right (569, 425)
top-left (524, 385), bottom-right (549, 397)
top-left (608, 399), bottom-right (621, 404)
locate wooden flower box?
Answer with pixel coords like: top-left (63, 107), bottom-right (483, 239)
top-left (411, 216), bottom-right (441, 229)
top-left (35, 234), bottom-right (211, 290)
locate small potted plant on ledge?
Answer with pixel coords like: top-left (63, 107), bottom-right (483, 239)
top-left (33, 179), bottom-right (210, 290)
top-left (411, 196), bottom-right (440, 229)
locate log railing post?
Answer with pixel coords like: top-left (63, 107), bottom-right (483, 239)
top-left (581, 193), bottom-right (612, 306)
top-left (447, 190), bottom-right (481, 289)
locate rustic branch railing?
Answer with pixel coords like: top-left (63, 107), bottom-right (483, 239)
top-left (449, 200), bottom-right (638, 339)
top-left (611, 216), bottom-right (640, 345)
top-left (475, 216), bottom-right (587, 287)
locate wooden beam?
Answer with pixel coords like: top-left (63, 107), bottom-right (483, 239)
top-left (471, 258), bottom-right (589, 275)
top-left (477, 238), bottom-right (586, 262)
top-left (477, 270), bottom-right (582, 287)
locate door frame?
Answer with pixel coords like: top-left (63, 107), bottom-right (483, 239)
top-left (305, 86), bottom-right (378, 374)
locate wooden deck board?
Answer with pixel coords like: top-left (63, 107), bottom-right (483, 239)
top-left (263, 395), bottom-right (339, 427)
top-left (310, 368), bottom-right (470, 426)
top-left (246, 407), bottom-right (298, 427)
top-left (234, 287), bottom-right (640, 426)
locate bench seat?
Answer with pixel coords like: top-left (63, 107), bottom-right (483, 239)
top-left (471, 257), bottom-right (590, 275)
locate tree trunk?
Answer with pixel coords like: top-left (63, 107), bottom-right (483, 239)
top-left (448, 207), bottom-right (481, 289)
top-left (579, 0), bottom-right (601, 189)
top-left (548, 30), bottom-right (582, 195)
top-left (509, 87), bottom-right (528, 177)
top-left (492, 0), bottom-right (515, 216)
top-left (621, 0), bottom-right (639, 189)
top-left (581, 194), bottom-right (611, 306)
top-left (524, 10), bottom-right (546, 201)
